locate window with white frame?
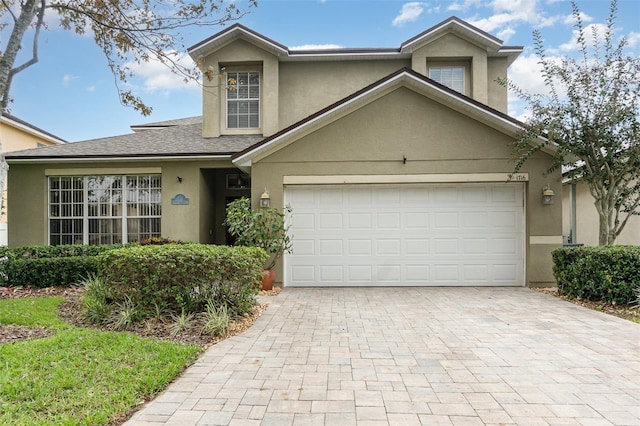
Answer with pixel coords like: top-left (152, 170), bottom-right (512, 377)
top-left (226, 71), bottom-right (260, 129)
top-left (48, 175), bottom-right (161, 245)
top-left (429, 66), bottom-right (465, 93)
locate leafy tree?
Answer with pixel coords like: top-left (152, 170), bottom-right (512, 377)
top-left (500, 0), bottom-right (639, 245)
top-left (0, 0), bottom-right (257, 215)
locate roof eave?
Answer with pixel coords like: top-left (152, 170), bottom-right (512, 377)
top-left (6, 154), bottom-right (233, 164)
top-left (232, 69), bottom-right (556, 167)
top-left (188, 24), bottom-right (289, 60)
top-left (401, 16), bottom-right (503, 53)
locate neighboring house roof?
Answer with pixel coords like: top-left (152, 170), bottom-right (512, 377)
top-left (4, 118), bottom-right (262, 163)
top-left (188, 18), bottom-right (523, 64)
top-left (1, 113), bottom-right (67, 145)
top-left (232, 67), bottom-right (552, 170)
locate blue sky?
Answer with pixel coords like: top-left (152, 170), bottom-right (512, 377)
top-left (6, 0), bottom-right (640, 142)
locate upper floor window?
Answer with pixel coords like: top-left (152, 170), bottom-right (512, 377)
top-left (429, 66), bottom-right (465, 94)
top-left (227, 71), bottom-right (260, 129)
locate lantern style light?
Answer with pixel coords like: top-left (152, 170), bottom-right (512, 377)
top-left (260, 188), bottom-right (270, 208)
top-left (542, 186), bottom-right (555, 205)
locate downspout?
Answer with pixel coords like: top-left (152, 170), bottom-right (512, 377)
top-left (569, 183), bottom-right (577, 243)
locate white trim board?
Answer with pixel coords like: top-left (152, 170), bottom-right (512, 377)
top-left (283, 173), bottom-right (529, 185)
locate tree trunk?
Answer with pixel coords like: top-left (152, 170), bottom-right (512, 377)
top-left (0, 0), bottom-right (40, 109)
top-left (0, 143), bottom-right (7, 221)
top-left (596, 198), bottom-right (617, 246)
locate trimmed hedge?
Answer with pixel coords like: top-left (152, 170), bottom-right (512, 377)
top-left (0, 244), bottom-right (126, 287)
top-left (97, 244), bottom-right (268, 315)
top-left (552, 245), bottom-right (640, 305)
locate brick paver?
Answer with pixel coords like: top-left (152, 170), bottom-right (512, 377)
top-left (125, 288), bottom-right (640, 425)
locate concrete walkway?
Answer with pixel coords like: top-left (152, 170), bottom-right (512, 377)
top-left (125, 287), bottom-right (640, 425)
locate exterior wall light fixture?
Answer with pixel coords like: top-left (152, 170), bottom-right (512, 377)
top-left (260, 188), bottom-right (270, 208)
top-left (542, 186), bottom-right (555, 205)
top-left (176, 176), bottom-right (183, 183)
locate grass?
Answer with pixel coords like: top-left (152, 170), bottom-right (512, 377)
top-left (0, 297), bottom-right (70, 329)
top-left (0, 297), bottom-right (202, 425)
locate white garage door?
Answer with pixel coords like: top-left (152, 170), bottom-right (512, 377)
top-left (284, 183), bottom-right (524, 287)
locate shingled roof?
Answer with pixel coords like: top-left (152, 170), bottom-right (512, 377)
top-left (5, 118), bottom-right (263, 161)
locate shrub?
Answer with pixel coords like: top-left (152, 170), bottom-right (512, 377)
top-left (200, 302), bottom-right (230, 337)
top-left (0, 244), bottom-right (125, 287)
top-left (97, 244), bottom-right (267, 315)
top-left (2, 256), bottom-right (100, 288)
top-left (81, 274), bottom-right (111, 324)
top-left (552, 246), bottom-right (640, 305)
top-left (139, 237), bottom-right (185, 245)
top-left (224, 197), bottom-right (292, 269)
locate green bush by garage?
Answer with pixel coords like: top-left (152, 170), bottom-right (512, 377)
top-left (552, 245), bottom-right (640, 305)
top-left (98, 244), bottom-right (267, 316)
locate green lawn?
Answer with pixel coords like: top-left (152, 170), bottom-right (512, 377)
top-left (0, 297), bottom-right (202, 425)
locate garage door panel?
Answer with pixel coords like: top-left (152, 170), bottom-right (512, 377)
top-left (319, 239), bottom-right (343, 255)
top-left (348, 213), bottom-right (372, 229)
top-left (285, 183), bottom-right (524, 287)
top-left (406, 239), bottom-right (430, 255)
top-left (293, 239), bottom-right (315, 255)
top-left (349, 265), bottom-right (373, 281)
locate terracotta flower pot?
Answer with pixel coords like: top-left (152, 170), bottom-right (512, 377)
top-left (262, 269), bottom-right (276, 291)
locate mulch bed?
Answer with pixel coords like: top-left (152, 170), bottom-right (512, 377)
top-left (1, 285), bottom-right (282, 347)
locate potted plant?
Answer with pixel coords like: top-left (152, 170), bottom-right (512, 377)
top-left (224, 197), bottom-right (292, 290)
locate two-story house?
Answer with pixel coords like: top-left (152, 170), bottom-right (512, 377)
top-left (0, 113), bottom-right (66, 245)
top-left (5, 17), bottom-right (562, 287)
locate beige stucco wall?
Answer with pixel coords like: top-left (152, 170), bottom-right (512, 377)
top-left (413, 33), bottom-right (491, 107)
top-left (278, 60), bottom-right (410, 129)
top-left (249, 87), bottom-right (561, 287)
top-left (487, 57), bottom-right (508, 112)
top-left (562, 181), bottom-right (640, 246)
top-left (0, 121), bottom-right (61, 231)
top-left (201, 38), bottom-right (279, 137)
top-left (7, 160), bottom-right (236, 247)
top-left (199, 31), bottom-right (510, 139)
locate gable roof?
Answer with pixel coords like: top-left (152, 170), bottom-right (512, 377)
top-left (5, 118), bottom-right (262, 163)
top-left (188, 24), bottom-right (289, 59)
top-left (232, 67), bottom-right (552, 170)
top-left (189, 17), bottom-right (522, 63)
top-left (400, 16), bottom-right (521, 65)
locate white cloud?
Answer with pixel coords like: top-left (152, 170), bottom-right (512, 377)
top-left (558, 23), bottom-right (608, 52)
top-left (563, 11), bottom-right (594, 26)
top-left (392, 2), bottom-right (427, 27)
top-left (447, 0), bottom-right (482, 12)
top-left (289, 44), bottom-right (343, 51)
top-left (506, 52), bottom-right (569, 118)
top-left (125, 51), bottom-right (200, 94)
top-left (467, 0), bottom-right (561, 42)
top-left (498, 27), bottom-right (516, 41)
top-left (62, 74), bottom-right (79, 88)
top-left (86, 86), bottom-right (96, 92)
top-left (508, 54), bottom-right (547, 96)
top-left (625, 32), bottom-right (640, 48)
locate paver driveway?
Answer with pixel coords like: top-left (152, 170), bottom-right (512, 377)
top-left (126, 287), bottom-right (640, 425)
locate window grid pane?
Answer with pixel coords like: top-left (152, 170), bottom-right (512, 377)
top-left (227, 71), bottom-right (260, 129)
top-left (429, 66), bottom-right (465, 93)
top-left (48, 177), bottom-right (83, 244)
top-left (48, 175), bottom-right (161, 245)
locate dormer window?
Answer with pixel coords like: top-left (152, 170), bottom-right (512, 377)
top-left (429, 66), bottom-right (465, 94)
top-left (227, 71), bottom-right (260, 129)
